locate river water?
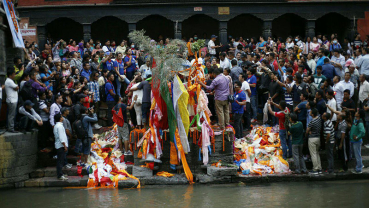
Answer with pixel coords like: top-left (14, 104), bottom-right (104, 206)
top-left (1, 180), bottom-right (368, 208)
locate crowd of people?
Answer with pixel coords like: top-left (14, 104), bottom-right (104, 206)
top-left (2, 31), bottom-right (369, 180)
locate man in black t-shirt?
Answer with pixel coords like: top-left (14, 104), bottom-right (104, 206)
top-left (341, 89), bottom-right (355, 119)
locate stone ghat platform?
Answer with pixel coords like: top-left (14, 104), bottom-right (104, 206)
top-left (23, 168), bottom-right (369, 188)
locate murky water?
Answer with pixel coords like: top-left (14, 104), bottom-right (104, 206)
top-left (1, 181), bottom-right (369, 208)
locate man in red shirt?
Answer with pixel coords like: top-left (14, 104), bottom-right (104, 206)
top-left (267, 100), bottom-right (292, 159)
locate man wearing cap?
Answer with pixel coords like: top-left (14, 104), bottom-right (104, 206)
top-left (18, 100), bottom-right (43, 132)
top-left (331, 49), bottom-right (346, 78)
top-left (208, 35), bottom-right (220, 59)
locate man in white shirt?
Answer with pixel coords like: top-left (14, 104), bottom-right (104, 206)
top-left (359, 74), bottom-right (369, 108)
top-left (330, 49), bottom-right (346, 78)
top-left (5, 69), bottom-right (19, 133)
top-left (339, 72), bottom-right (355, 99)
top-left (219, 52), bottom-right (231, 69)
top-left (333, 76), bottom-right (344, 111)
top-left (53, 114), bottom-right (68, 181)
top-left (102, 40), bottom-right (111, 53)
top-left (208, 35), bottom-right (220, 58)
top-left (326, 90), bottom-right (337, 122)
top-left (239, 74), bottom-right (252, 130)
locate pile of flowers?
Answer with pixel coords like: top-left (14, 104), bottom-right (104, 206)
top-left (234, 125), bottom-right (290, 175)
top-left (86, 124), bottom-right (140, 188)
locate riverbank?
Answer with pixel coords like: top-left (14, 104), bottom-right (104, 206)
top-left (22, 167), bottom-right (369, 188)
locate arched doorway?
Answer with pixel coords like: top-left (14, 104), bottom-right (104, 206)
top-left (228, 14), bottom-right (263, 40)
top-left (182, 14), bottom-right (218, 41)
top-left (137, 15), bottom-right (174, 41)
top-left (272, 13), bottom-right (307, 39)
top-left (46, 18), bottom-right (83, 42)
top-left (91, 16), bottom-right (128, 44)
top-left (316, 13), bottom-right (350, 42)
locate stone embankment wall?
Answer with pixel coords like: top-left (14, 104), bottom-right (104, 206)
top-left (0, 132), bottom-right (38, 188)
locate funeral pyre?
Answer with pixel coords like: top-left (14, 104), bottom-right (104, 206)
top-left (234, 125), bottom-right (290, 175)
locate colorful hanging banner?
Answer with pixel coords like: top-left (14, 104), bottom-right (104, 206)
top-left (2, 0), bottom-right (24, 48)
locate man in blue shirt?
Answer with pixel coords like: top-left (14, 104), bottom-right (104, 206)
top-left (81, 62), bottom-right (92, 81)
top-left (294, 92), bottom-right (308, 128)
top-left (321, 58), bottom-right (336, 81)
top-left (102, 52), bottom-right (118, 73)
top-left (105, 73), bottom-right (117, 126)
top-left (232, 81), bottom-right (247, 139)
top-left (115, 52), bottom-right (130, 97)
top-left (80, 106), bottom-right (98, 166)
top-left (315, 48), bottom-right (327, 73)
top-left (247, 68), bottom-right (257, 122)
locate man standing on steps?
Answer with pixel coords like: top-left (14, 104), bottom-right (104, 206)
top-left (5, 69), bottom-right (19, 133)
top-left (322, 112), bottom-right (335, 174)
top-left (61, 107), bottom-right (73, 169)
top-left (53, 113), bottom-right (68, 181)
top-left (105, 73), bottom-right (117, 127)
top-left (199, 68), bottom-right (230, 130)
top-left (306, 108), bottom-right (322, 175)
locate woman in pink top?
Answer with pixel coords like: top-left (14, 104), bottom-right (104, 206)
top-left (68, 40), bottom-right (78, 52)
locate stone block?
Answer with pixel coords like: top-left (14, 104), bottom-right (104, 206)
top-left (25, 178), bottom-right (41, 187)
top-left (140, 175), bottom-right (188, 185)
top-left (207, 166), bottom-right (237, 177)
top-left (118, 178), bottom-right (139, 188)
top-left (132, 166), bottom-right (153, 178)
top-left (29, 169), bottom-right (45, 178)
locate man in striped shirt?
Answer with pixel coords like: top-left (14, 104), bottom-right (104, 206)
top-left (276, 75), bottom-right (294, 112)
top-left (306, 108), bottom-right (322, 174)
top-left (323, 112), bottom-right (335, 174)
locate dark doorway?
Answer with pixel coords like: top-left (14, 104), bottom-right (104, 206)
top-left (228, 14), bottom-right (263, 40)
top-left (316, 13), bottom-right (350, 42)
top-left (91, 16), bottom-right (128, 44)
top-left (272, 13), bottom-right (307, 39)
top-left (182, 14), bottom-right (218, 41)
top-left (46, 18), bottom-right (83, 42)
top-left (137, 15), bottom-right (174, 41)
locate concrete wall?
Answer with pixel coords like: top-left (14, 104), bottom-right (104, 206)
top-left (0, 132), bottom-right (38, 189)
top-left (18, 0), bottom-right (112, 7)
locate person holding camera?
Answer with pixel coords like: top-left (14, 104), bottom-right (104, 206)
top-left (80, 106), bottom-right (98, 165)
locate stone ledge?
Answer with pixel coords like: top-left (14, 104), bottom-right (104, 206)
top-left (140, 175), bottom-right (189, 185)
top-left (118, 179), bottom-right (139, 189)
top-left (207, 166), bottom-right (237, 177)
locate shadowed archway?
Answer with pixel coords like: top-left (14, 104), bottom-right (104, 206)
top-left (182, 14), bottom-right (218, 41)
top-left (272, 13), bottom-right (307, 39)
top-left (316, 12), bottom-right (350, 42)
top-left (228, 14), bottom-right (263, 40)
top-left (46, 18), bottom-right (83, 42)
top-left (91, 16), bottom-right (129, 43)
top-left (137, 15), bottom-right (174, 41)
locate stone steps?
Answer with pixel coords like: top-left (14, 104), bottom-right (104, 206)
top-left (23, 169), bottom-right (369, 187)
top-left (29, 165), bottom-right (134, 178)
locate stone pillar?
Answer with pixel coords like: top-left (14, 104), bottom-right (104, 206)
top-left (37, 25), bottom-right (46, 51)
top-left (83, 23), bottom-right (91, 41)
top-left (174, 21), bottom-right (182, 40)
top-left (347, 19), bottom-right (357, 41)
top-left (128, 23), bottom-right (136, 32)
top-left (0, 8), bottom-right (7, 83)
top-left (219, 21), bottom-right (227, 45)
top-left (306, 20), bottom-right (315, 38)
top-left (262, 20), bottom-right (272, 38)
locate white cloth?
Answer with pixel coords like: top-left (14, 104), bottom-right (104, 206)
top-left (307, 59), bottom-right (317, 75)
top-left (132, 83), bottom-right (143, 104)
top-left (241, 81), bottom-right (250, 102)
top-left (263, 103), bottom-right (269, 124)
top-left (208, 40), bottom-right (216, 55)
top-left (5, 78), bottom-right (18, 103)
top-left (359, 80), bottom-right (369, 102)
top-left (327, 98), bottom-right (337, 122)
